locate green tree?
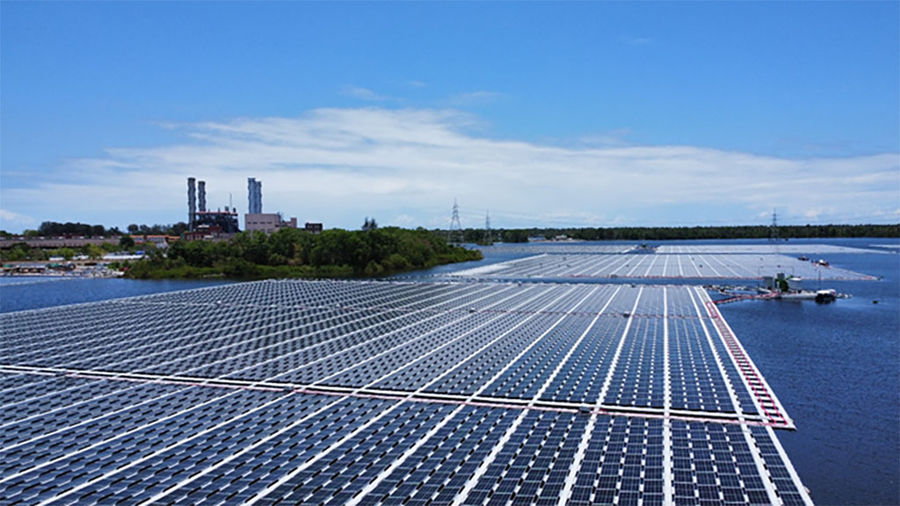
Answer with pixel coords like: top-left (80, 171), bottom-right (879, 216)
top-left (54, 248), bottom-right (76, 260)
top-left (123, 227), bottom-right (482, 280)
top-left (83, 244), bottom-right (104, 260)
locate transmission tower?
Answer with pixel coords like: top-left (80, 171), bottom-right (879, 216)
top-left (769, 209), bottom-right (780, 242)
top-left (484, 210), bottom-right (493, 245)
top-left (448, 199), bottom-right (463, 244)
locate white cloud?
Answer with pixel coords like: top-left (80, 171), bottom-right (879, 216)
top-left (0, 209), bottom-right (36, 230)
top-left (391, 214), bottom-right (418, 227)
top-left (2, 107), bottom-right (898, 231)
top-left (576, 129), bottom-right (633, 147)
top-left (339, 86), bottom-right (388, 101)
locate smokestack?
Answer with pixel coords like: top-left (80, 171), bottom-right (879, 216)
top-left (187, 177), bottom-right (196, 231)
top-left (248, 178), bottom-right (255, 214)
top-left (198, 181), bottom-right (206, 212)
top-left (248, 177), bottom-right (262, 214)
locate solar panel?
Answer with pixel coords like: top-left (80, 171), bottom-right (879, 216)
top-left (655, 244), bottom-right (885, 255)
top-left (451, 253), bottom-right (874, 280)
top-left (478, 244), bottom-right (638, 255)
top-left (0, 279), bottom-right (812, 504)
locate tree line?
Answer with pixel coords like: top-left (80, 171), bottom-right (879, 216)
top-left (0, 221), bottom-right (190, 239)
top-left (1, 241), bottom-right (130, 262)
top-left (443, 224), bottom-right (899, 243)
top-left (125, 227), bottom-right (482, 279)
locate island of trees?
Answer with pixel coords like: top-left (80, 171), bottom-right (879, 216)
top-left (124, 226), bottom-right (482, 279)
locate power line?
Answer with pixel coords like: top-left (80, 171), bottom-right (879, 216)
top-left (448, 199), bottom-right (463, 244)
top-left (769, 209), bottom-right (780, 242)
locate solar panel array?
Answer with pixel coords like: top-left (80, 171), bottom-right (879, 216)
top-left (478, 244), bottom-right (637, 255)
top-left (655, 244), bottom-right (884, 255)
top-left (452, 253), bottom-right (874, 280)
top-left (1, 279), bottom-right (812, 505)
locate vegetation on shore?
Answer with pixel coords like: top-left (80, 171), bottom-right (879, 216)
top-left (124, 227), bottom-right (482, 280)
top-left (0, 221), bottom-right (190, 239)
top-left (452, 223), bottom-right (900, 243)
top-left (1, 241), bottom-right (123, 262)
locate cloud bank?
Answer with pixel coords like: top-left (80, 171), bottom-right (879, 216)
top-left (2, 107), bottom-right (898, 231)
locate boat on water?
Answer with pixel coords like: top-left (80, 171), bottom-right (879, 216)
top-left (775, 289), bottom-right (837, 303)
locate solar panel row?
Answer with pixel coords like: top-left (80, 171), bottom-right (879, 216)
top-left (478, 244), bottom-right (638, 255)
top-left (476, 243), bottom-right (880, 256)
top-left (0, 280), bottom-right (811, 504)
top-left (451, 253), bottom-right (873, 280)
top-left (655, 244), bottom-right (883, 255)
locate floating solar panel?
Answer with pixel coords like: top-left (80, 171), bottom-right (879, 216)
top-left (478, 244), bottom-right (637, 254)
top-left (452, 253), bottom-right (875, 280)
top-left (0, 280), bottom-right (812, 504)
top-left (655, 244), bottom-right (884, 255)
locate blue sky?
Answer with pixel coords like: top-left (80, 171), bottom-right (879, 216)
top-left (2, 1), bottom-right (898, 232)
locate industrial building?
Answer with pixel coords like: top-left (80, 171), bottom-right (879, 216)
top-left (245, 213), bottom-right (298, 234)
top-left (186, 177), bottom-right (240, 238)
top-left (243, 178), bottom-right (313, 234)
top-left (184, 177), bottom-right (318, 238)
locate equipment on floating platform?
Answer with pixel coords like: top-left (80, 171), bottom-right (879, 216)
top-left (710, 283), bottom-right (845, 305)
top-left (814, 289), bottom-right (837, 303)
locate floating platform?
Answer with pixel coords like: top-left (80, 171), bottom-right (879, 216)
top-left (0, 280), bottom-right (811, 504)
top-left (655, 244), bottom-right (886, 255)
top-left (478, 244), bottom-right (638, 254)
top-left (453, 253), bottom-right (875, 281)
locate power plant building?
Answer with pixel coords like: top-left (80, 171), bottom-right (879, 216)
top-left (185, 176), bottom-right (315, 238)
top-left (186, 177), bottom-right (240, 237)
top-left (244, 178), bottom-right (301, 234)
top-left (195, 208), bottom-right (240, 234)
top-left (245, 213), bottom-right (298, 234)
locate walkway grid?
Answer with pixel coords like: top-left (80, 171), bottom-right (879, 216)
top-left (1, 279), bottom-right (812, 505)
top-left (452, 253), bottom-right (873, 281)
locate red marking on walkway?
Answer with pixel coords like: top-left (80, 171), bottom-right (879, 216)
top-left (712, 292), bottom-right (778, 305)
top-left (9, 367), bottom-right (783, 428)
top-left (705, 301), bottom-right (788, 428)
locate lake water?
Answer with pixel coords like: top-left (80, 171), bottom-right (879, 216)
top-left (0, 277), bottom-right (232, 313)
top-left (1, 237), bottom-right (897, 504)
top-left (719, 249), bottom-right (899, 505)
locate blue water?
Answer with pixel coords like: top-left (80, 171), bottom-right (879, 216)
top-left (718, 250), bottom-right (899, 505)
top-left (1, 237), bottom-right (897, 504)
top-left (0, 277), bottom-right (231, 313)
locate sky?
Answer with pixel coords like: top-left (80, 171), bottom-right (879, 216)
top-left (1, 1), bottom-right (898, 233)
